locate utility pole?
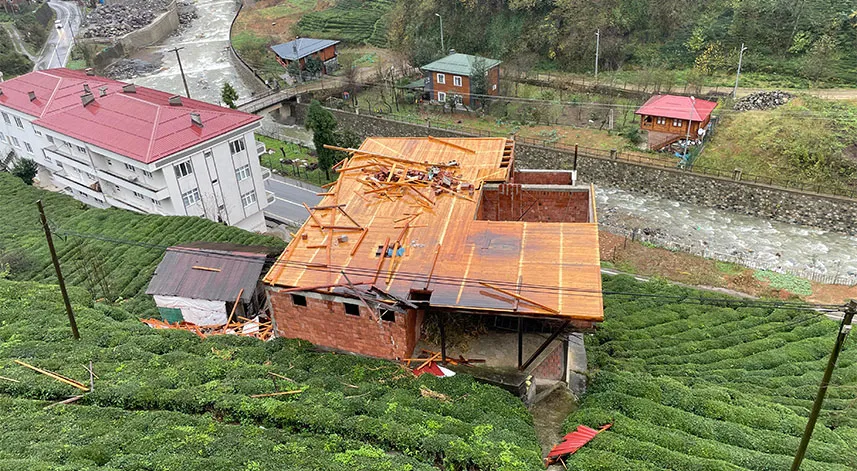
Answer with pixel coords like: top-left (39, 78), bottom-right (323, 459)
top-left (732, 43), bottom-right (748, 99)
top-left (168, 47), bottom-right (191, 98)
top-left (36, 200), bottom-right (80, 340)
top-left (435, 13), bottom-right (444, 54)
top-left (791, 301), bottom-right (855, 471)
top-left (594, 29), bottom-right (600, 82)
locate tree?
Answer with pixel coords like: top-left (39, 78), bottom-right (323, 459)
top-left (221, 82), bottom-right (239, 109)
top-left (470, 57), bottom-right (488, 108)
top-left (801, 34), bottom-right (840, 83)
top-left (12, 158), bottom-right (37, 185)
top-left (305, 56), bottom-right (323, 79)
top-left (286, 61), bottom-right (301, 83)
top-left (304, 100), bottom-right (338, 180)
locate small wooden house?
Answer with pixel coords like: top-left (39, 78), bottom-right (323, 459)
top-left (271, 37), bottom-right (340, 75)
top-left (635, 95), bottom-right (717, 150)
top-left (421, 52), bottom-right (501, 107)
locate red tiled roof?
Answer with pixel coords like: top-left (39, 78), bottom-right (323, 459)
top-left (0, 68), bottom-right (261, 164)
top-left (635, 94), bottom-right (718, 122)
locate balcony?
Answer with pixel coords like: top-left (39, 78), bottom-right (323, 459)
top-left (45, 147), bottom-right (92, 168)
top-left (97, 170), bottom-right (169, 200)
top-left (261, 167), bottom-right (272, 180)
top-left (265, 190), bottom-right (275, 205)
top-left (256, 140), bottom-right (266, 156)
top-left (51, 172), bottom-right (106, 202)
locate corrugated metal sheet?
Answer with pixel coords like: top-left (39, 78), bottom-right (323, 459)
top-left (546, 423), bottom-right (612, 462)
top-left (146, 246), bottom-right (268, 303)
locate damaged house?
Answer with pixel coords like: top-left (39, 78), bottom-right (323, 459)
top-left (263, 137), bottom-right (603, 390)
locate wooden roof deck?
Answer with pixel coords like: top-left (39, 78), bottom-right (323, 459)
top-left (263, 137), bottom-right (603, 322)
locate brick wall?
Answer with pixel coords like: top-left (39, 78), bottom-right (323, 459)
top-left (269, 289), bottom-right (423, 360)
top-left (512, 170), bottom-right (573, 185)
top-left (479, 184), bottom-right (590, 222)
top-left (530, 341), bottom-right (566, 381)
top-left (431, 72), bottom-right (472, 105)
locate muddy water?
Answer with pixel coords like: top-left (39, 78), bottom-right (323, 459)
top-left (597, 187), bottom-right (857, 278)
top-left (132, 0), bottom-right (252, 105)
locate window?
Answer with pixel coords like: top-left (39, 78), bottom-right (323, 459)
top-left (454, 95), bottom-right (463, 104)
top-left (132, 190), bottom-right (144, 199)
top-left (203, 150), bottom-right (213, 160)
top-left (453, 75), bottom-right (462, 87)
top-left (1, 112), bottom-right (9, 124)
top-left (436, 73), bottom-right (445, 84)
top-left (235, 164), bottom-right (251, 181)
top-left (47, 135), bottom-right (54, 144)
top-left (344, 303), bottom-right (360, 316)
top-left (24, 142), bottom-right (33, 154)
top-left (229, 139), bottom-right (246, 154)
top-left (85, 172), bottom-right (94, 179)
top-left (10, 137), bottom-right (19, 148)
top-left (76, 145), bottom-right (86, 153)
top-left (181, 188), bottom-right (201, 206)
top-left (380, 310), bottom-right (395, 322)
top-left (14, 116), bottom-right (23, 128)
top-left (142, 170), bottom-right (153, 178)
top-left (45, 155), bottom-right (52, 164)
top-left (437, 91), bottom-right (446, 102)
top-left (56, 161), bottom-right (62, 169)
top-left (33, 126), bottom-right (42, 136)
top-left (291, 294), bottom-right (307, 306)
top-left (174, 161), bottom-right (193, 178)
top-left (106, 159), bottom-right (112, 166)
top-left (124, 163), bottom-right (136, 173)
top-left (151, 198), bottom-right (161, 206)
top-left (672, 119), bottom-right (682, 127)
top-left (240, 190), bottom-right (257, 207)
top-left (656, 117), bottom-right (666, 125)
top-left (492, 84), bottom-right (497, 91)
top-left (0, 132), bottom-right (4, 142)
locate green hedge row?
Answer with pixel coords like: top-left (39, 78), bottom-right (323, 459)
top-left (0, 279), bottom-right (542, 471)
top-left (564, 275), bottom-right (857, 470)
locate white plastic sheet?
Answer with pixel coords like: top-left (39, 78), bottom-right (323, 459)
top-left (153, 295), bottom-right (227, 326)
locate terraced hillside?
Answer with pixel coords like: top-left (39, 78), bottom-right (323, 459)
top-left (566, 276), bottom-right (857, 470)
top-left (0, 173), bottom-right (285, 317)
top-left (296, 0), bottom-right (394, 47)
top-left (0, 279), bottom-right (541, 470)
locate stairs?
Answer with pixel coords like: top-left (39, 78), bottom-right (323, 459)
top-left (501, 139), bottom-right (514, 169)
top-left (0, 150), bottom-right (16, 172)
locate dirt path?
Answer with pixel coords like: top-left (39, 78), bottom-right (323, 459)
top-left (2, 23), bottom-right (37, 62)
top-left (530, 387), bottom-right (577, 463)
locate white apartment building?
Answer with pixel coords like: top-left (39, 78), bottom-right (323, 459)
top-left (0, 68), bottom-right (273, 232)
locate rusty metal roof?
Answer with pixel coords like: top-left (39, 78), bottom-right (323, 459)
top-left (146, 246), bottom-right (268, 303)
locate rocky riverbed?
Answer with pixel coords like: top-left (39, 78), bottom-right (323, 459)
top-left (82, 0), bottom-right (172, 38)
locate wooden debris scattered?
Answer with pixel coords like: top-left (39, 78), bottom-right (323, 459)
top-left (14, 360), bottom-right (89, 391)
top-left (141, 317), bottom-right (274, 341)
top-left (0, 375), bottom-right (19, 383)
top-left (191, 265), bottom-right (221, 272)
top-left (44, 395), bottom-right (83, 409)
top-left (420, 386), bottom-right (451, 402)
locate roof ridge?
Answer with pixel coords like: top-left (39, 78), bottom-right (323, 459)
top-left (39, 73), bottom-right (65, 120)
top-left (145, 104), bottom-right (162, 163)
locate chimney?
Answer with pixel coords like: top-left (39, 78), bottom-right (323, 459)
top-left (122, 84), bottom-right (136, 93)
top-left (83, 84), bottom-right (91, 94)
top-left (449, 48), bottom-right (456, 55)
top-left (190, 112), bottom-right (203, 127)
top-left (293, 36), bottom-right (299, 56)
top-left (81, 93), bottom-right (95, 107)
top-left (85, 68), bottom-right (95, 76)
top-left (27, 91), bottom-right (36, 102)
top-left (168, 95), bottom-right (183, 106)
top-left (98, 86), bottom-right (108, 97)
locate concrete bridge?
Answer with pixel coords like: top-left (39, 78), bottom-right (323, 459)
top-left (237, 79), bottom-right (341, 114)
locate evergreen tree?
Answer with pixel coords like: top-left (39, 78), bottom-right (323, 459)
top-left (304, 100), bottom-right (338, 180)
top-left (221, 82), bottom-right (239, 109)
top-left (12, 158), bottom-right (37, 185)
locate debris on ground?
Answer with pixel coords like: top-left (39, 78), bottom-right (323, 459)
top-left (733, 90), bottom-right (792, 112)
top-left (103, 59), bottom-right (159, 80)
top-left (545, 423), bottom-right (612, 466)
top-left (82, 0), bottom-right (172, 38)
top-left (141, 316), bottom-right (274, 341)
top-left (419, 386), bottom-right (451, 401)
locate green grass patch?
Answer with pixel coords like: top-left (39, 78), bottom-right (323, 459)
top-left (0, 172), bottom-right (285, 317)
top-left (255, 0), bottom-right (318, 20)
top-left (564, 275), bottom-right (855, 470)
top-left (255, 133), bottom-right (336, 186)
top-left (752, 270), bottom-right (813, 296)
top-left (0, 278), bottom-right (543, 470)
top-left (715, 261), bottom-right (744, 276)
top-left (296, 0), bottom-right (394, 46)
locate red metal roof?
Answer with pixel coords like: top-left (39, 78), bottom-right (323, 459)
top-left (0, 68), bottom-right (261, 164)
top-left (635, 94), bottom-right (718, 122)
top-left (545, 423), bottom-right (612, 464)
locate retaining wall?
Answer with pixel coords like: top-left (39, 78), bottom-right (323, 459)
top-left (83, 0), bottom-right (179, 65)
top-left (291, 102), bottom-right (857, 235)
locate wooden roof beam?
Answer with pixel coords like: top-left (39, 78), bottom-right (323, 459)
top-left (428, 135), bottom-right (476, 153)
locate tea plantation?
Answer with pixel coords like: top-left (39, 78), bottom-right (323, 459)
top-left (0, 279), bottom-right (542, 470)
top-left (296, 0), bottom-right (394, 47)
top-left (0, 173), bottom-right (286, 316)
top-left (567, 276), bottom-right (857, 470)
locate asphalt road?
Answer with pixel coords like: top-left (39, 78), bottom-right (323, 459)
top-left (264, 174), bottom-right (322, 226)
top-left (34, 0), bottom-right (81, 71)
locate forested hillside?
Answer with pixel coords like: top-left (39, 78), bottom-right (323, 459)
top-left (387, 0), bottom-right (857, 84)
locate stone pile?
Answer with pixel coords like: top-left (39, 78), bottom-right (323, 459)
top-left (82, 0), bottom-right (171, 38)
top-left (104, 59), bottom-right (159, 80)
top-left (733, 90), bottom-right (792, 112)
top-left (177, 0), bottom-right (198, 28)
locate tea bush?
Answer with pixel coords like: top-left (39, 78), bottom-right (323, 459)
top-left (0, 279), bottom-right (542, 470)
top-left (566, 275), bottom-right (857, 470)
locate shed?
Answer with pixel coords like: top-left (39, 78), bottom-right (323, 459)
top-left (635, 95), bottom-right (718, 150)
top-left (146, 243), bottom-right (276, 325)
top-left (271, 37), bottom-right (340, 74)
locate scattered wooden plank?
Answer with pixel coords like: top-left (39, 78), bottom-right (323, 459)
top-left (44, 395), bottom-right (83, 409)
top-left (0, 375), bottom-right (19, 383)
top-left (14, 360), bottom-right (89, 391)
top-left (223, 288), bottom-right (245, 331)
top-left (477, 282), bottom-right (560, 314)
top-left (428, 136), bottom-right (475, 154)
top-left (191, 265), bottom-right (221, 272)
top-left (350, 228), bottom-right (369, 256)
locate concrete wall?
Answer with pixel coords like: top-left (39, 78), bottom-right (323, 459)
top-left (479, 183), bottom-right (590, 223)
top-left (292, 103), bottom-right (857, 235)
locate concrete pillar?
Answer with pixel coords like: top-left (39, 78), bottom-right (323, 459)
top-left (566, 332), bottom-right (587, 396)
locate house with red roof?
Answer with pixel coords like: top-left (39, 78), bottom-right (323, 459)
top-left (0, 68), bottom-right (272, 232)
top-left (635, 94), bottom-right (718, 150)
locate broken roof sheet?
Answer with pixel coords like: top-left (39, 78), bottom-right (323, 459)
top-left (635, 94), bottom-right (718, 122)
top-left (147, 246), bottom-right (268, 303)
top-left (263, 137), bottom-right (603, 322)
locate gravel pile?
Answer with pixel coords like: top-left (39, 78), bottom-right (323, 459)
top-left (104, 59), bottom-right (159, 79)
top-left (82, 0), bottom-right (171, 38)
top-left (733, 90), bottom-right (792, 112)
